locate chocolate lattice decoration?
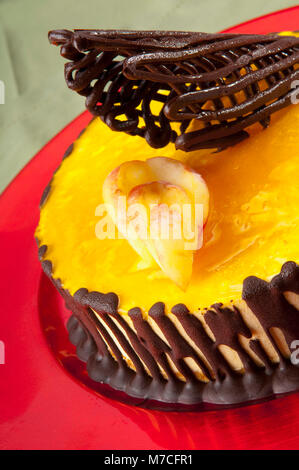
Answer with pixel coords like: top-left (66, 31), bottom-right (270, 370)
top-left (49, 29), bottom-right (299, 151)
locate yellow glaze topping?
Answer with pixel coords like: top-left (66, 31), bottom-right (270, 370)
top-left (36, 103), bottom-right (299, 314)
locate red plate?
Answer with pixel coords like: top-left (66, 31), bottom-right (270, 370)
top-left (1, 7), bottom-right (299, 450)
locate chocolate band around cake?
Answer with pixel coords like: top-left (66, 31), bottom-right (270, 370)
top-left (37, 241), bottom-right (299, 407)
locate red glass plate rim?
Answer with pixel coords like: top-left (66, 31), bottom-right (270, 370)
top-left (1, 7), bottom-right (299, 450)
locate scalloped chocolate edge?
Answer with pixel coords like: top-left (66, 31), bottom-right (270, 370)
top-left (36, 125), bottom-right (299, 408)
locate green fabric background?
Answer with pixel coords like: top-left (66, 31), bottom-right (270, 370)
top-left (0, 0), bottom-right (297, 193)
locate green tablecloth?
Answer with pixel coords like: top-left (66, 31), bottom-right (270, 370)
top-left (0, 0), bottom-right (297, 193)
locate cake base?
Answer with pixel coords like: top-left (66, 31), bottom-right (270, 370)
top-left (67, 313), bottom-right (299, 410)
top-left (37, 239), bottom-right (299, 410)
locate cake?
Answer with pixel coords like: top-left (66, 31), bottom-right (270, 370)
top-left (35, 29), bottom-right (299, 407)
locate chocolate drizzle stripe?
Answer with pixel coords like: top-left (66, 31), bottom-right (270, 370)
top-left (175, 91), bottom-right (296, 151)
top-left (86, 309), bottom-right (125, 364)
top-left (49, 29), bottom-right (299, 151)
top-left (128, 307), bottom-right (179, 382)
top-left (164, 67), bottom-right (299, 121)
top-left (112, 313), bottom-right (164, 380)
top-left (249, 338), bottom-right (275, 372)
top-left (96, 311), bottom-right (147, 375)
top-left (148, 302), bottom-right (212, 381)
top-left (74, 304), bottom-right (112, 359)
top-left (204, 304), bottom-right (259, 374)
top-left (172, 304), bottom-right (234, 380)
top-left (123, 37), bottom-right (299, 83)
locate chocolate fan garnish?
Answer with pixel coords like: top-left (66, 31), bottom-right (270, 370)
top-left (49, 29), bottom-right (299, 151)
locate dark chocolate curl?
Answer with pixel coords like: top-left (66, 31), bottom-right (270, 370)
top-left (49, 29), bottom-right (299, 151)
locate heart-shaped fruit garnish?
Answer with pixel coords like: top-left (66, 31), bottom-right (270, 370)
top-left (103, 157), bottom-right (209, 289)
